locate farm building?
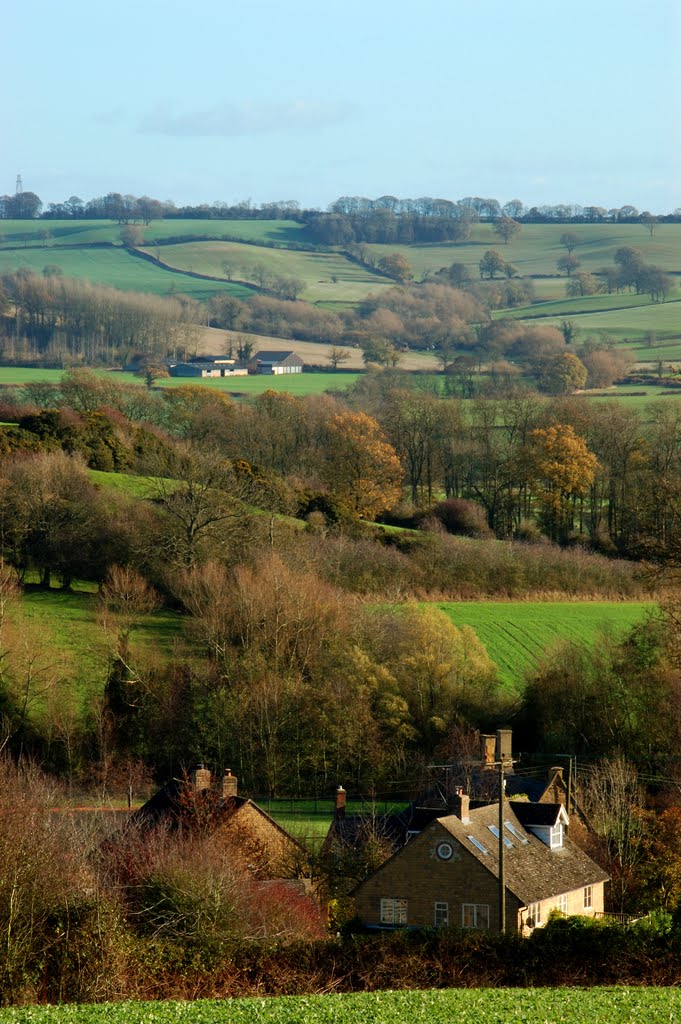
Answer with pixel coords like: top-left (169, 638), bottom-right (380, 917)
top-left (248, 351), bottom-right (304, 375)
top-left (353, 793), bottom-right (608, 934)
top-left (168, 360), bottom-right (248, 378)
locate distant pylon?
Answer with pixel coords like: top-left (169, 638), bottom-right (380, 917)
top-left (15, 175), bottom-right (23, 194)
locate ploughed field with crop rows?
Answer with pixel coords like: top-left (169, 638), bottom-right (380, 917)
top-left (0, 988), bottom-right (678, 1023)
top-left (437, 600), bottom-right (654, 690)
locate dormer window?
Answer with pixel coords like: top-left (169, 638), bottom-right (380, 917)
top-left (550, 822), bottom-right (564, 849)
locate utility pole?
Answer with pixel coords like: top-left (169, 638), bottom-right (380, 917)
top-left (498, 757), bottom-right (506, 933)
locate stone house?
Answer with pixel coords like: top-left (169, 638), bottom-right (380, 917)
top-left (129, 766), bottom-right (308, 881)
top-left (354, 792), bottom-right (608, 934)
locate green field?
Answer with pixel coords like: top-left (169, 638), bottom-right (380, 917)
top-left (0, 367), bottom-right (360, 396)
top-left (436, 600), bottom-right (654, 691)
top-left (0, 247), bottom-right (252, 302)
top-left (143, 240), bottom-right (390, 304)
top-left (0, 987), bottom-right (677, 1023)
top-left (366, 222), bottom-right (681, 278)
top-left (0, 219), bottom-right (310, 248)
top-left (17, 587), bottom-right (183, 707)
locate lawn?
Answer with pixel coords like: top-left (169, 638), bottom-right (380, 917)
top-left (0, 987), bottom-right (677, 1022)
top-left (435, 600), bottom-right (654, 691)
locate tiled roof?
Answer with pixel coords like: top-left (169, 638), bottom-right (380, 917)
top-left (438, 802), bottom-right (608, 905)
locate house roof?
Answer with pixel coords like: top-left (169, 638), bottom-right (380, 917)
top-left (510, 801), bottom-right (568, 829)
top-left (436, 802), bottom-right (608, 906)
top-left (252, 351), bottom-right (303, 364)
top-left (128, 779), bottom-right (306, 854)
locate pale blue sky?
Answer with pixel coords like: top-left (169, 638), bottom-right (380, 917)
top-left (5, 0), bottom-right (680, 212)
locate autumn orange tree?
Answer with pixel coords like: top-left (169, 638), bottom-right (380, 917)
top-left (323, 411), bottom-right (403, 519)
top-left (529, 424), bottom-right (598, 542)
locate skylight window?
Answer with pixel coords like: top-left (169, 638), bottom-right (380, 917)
top-left (467, 835), bottom-right (489, 855)
top-left (505, 820), bottom-right (529, 844)
top-left (487, 824), bottom-right (513, 848)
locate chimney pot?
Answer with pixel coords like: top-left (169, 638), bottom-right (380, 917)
top-left (222, 768), bottom-right (238, 799)
top-left (334, 785), bottom-right (346, 820)
top-left (190, 764), bottom-right (212, 792)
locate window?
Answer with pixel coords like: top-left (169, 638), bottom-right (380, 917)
top-left (487, 824), bottom-right (513, 848)
top-left (526, 902), bottom-right (542, 928)
top-left (550, 822), bottom-right (564, 848)
top-left (462, 903), bottom-right (490, 930)
top-left (467, 835), bottom-right (490, 856)
top-left (583, 885), bottom-right (593, 909)
top-left (556, 893), bottom-right (568, 915)
top-left (380, 898), bottom-right (407, 925)
top-left (434, 902), bottom-right (449, 927)
top-left (505, 820), bottom-right (529, 844)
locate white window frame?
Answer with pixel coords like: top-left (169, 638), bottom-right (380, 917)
top-left (527, 902), bottom-right (542, 928)
top-left (556, 893), bottom-right (568, 915)
top-left (434, 902), bottom-right (449, 927)
top-left (583, 885), bottom-right (593, 909)
top-left (462, 903), bottom-right (490, 930)
top-left (550, 822), bottom-right (564, 848)
top-left (380, 898), bottom-right (407, 925)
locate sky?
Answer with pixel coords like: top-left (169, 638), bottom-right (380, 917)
top-left (5, 0), bottom-right (681, 213)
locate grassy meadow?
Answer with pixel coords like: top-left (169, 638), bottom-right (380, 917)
top-left (0, 246), bottom-right (252, 302)
top-left (0, 987), bottom-right (677, 1023)
top-left (142, 240), bottom-right (390, 304)
top-left (437, 600), bottom-right (654, 691)
top-left (2, 216), bottom-right (680, 370)
top-left (0, 365), bottom-right (361, 396)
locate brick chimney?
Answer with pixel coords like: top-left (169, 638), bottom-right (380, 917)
top-left (190, 763), bottom-right (212, 792)
top-left (221, 769), bottom-right (238, 799)
top-left (334, 785), bottom-right (346, 820)
top-left (451, 786), bottom-right (470, 824)
top-left (495, 728), bottom-right (513, 767)
top-left (481, 734), bottom-right (496, 767)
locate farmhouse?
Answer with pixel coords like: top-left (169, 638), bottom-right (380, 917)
top-left (354, 792), bottom-right (608, 934)
top-left (248, 351), bottom-right (304, 375)
top-left (129, 766), bottom-right (308, 881)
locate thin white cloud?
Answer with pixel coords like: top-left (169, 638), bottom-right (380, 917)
top-left (138, 99), bottom-right (354, 137)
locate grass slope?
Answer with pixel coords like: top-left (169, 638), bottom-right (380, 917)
top-left (142, 241), bottom-right (391, 305)
top-left (17, 587), bottom-right (183, 707)
top-left (0, 987), bottom-right (677, 1022)
top-left (0, 219), bottom-right (309, 248)
top-left (436, 600), bottom-right (654, 691)
top-left (0, 247), bottom-right (252, 302)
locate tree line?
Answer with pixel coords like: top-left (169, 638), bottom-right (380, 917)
top-left (2, 188), bottom-right (679, 226)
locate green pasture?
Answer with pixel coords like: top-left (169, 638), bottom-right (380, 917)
top-left (0, 367), bottom-right (360, 397)
top-left (503, 289), bottom-right (681, 321)
top-left (0, 218), bottom-right (309, 248)
top-left (436, 600), bottom-right (654, 691)
top-left (16, 587), bottom-right (183, 707)
top-left (366, 222), bottom-right (681, 278)
top-left (143, 240), bottom-right (390, 304)
top-left (538, 301), bottom-right (681, 350)
top-left (0, 987), bottom-right (677, 1023)
top-left (152, 372), bottom-right (361, 396)
top-left (0, 247), bottom-right (252, 302)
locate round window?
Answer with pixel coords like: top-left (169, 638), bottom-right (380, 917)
top-left (437, 841), bottom-right (453, 861)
